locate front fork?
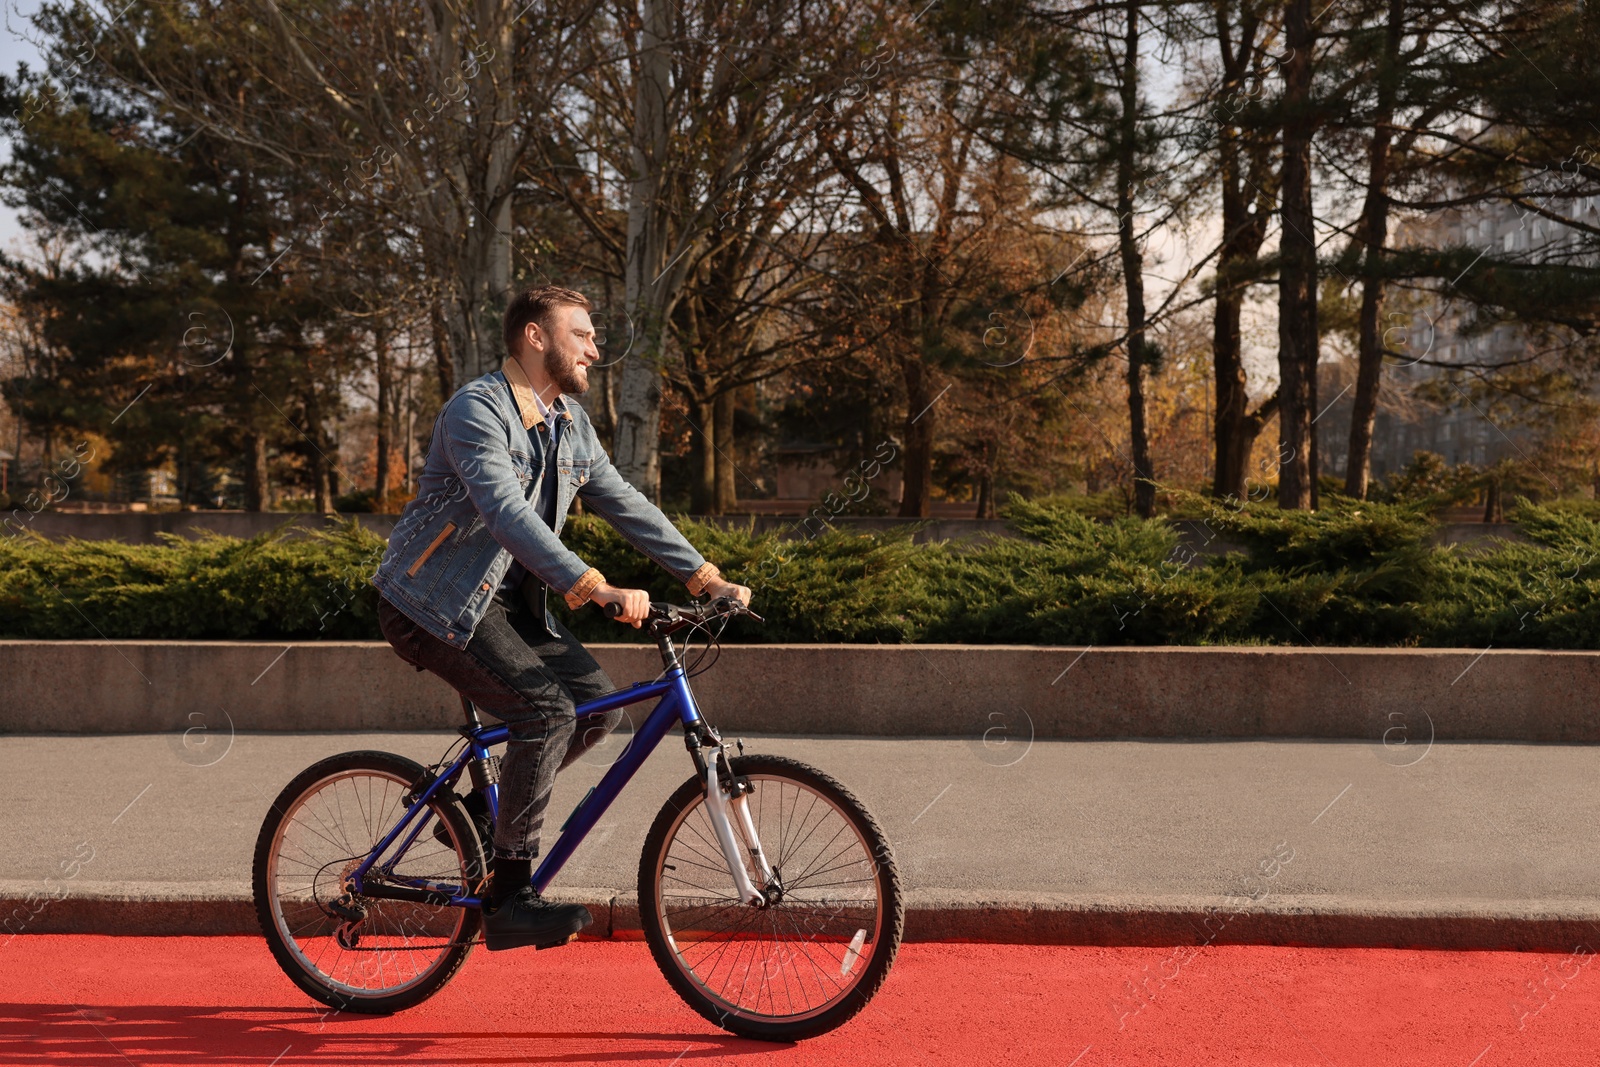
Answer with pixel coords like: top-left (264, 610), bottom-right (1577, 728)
top-left (697, 740), bottom-right (775, 906)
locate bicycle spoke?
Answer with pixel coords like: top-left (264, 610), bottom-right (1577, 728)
top-left (654, 770), bottom-right (888, 1024)
top-left (781, 808), bottom-right (848, 880)
top-left (269, 767), bottom-right (470, 1002)
top-left (785, 826), bottom-right (857, 887)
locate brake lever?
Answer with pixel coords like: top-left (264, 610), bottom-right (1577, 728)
top-left (708, 595), bottom-right (762, 623)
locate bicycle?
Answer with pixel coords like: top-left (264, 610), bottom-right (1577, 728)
top-left (252, 597), bottom-right (904, 1041)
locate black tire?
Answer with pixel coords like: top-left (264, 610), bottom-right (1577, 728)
top-left (639, 754), bottom-right (903, 1041)
top-left (252, 750), bottom-right (484, 1015)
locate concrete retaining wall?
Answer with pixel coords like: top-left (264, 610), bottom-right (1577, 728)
top-left (3, 641), bottom-right (1597, 740)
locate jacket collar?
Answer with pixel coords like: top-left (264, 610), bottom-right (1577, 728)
top-left (501, 357), bottom-right (572, 430)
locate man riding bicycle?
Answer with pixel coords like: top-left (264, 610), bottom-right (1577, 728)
top-left (371, 284), bottom-right (751, 952)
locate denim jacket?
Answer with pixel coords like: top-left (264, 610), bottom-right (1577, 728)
top-left (372, 358), bottom-right (719, 649)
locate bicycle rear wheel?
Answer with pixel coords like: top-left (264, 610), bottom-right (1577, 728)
top-left (252, 750), bottom-right (484, 1015)
top-left (639, 754), bottom-right (903, 1041)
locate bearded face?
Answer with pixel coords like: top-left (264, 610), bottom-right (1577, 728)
top-left (539, 307), bottom-right (594, 395)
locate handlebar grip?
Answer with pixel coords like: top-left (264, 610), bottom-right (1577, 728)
top-left (603, 601), bottom-right (622, 619)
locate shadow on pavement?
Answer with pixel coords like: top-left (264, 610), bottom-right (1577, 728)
top-left (0, 1003), bottom-right (781, 1064)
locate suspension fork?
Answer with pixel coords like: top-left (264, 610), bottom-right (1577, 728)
top-left (730, 781), bottom-right (776, 886)
top-left (692, 732), bottom-right (775, 906)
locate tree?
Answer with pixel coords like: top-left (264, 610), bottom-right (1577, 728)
top-left (814, 3), bottom-right (1076, 517)
top-left (529, 0), bottom-right (865, 500)
top-left (0, 10), bottom-right (342, 510)
top-left (1197, 0), bottom-right (1285, 502)
top-left (531, 0), bottom-right (862, 503)
top-left (1339, 0), bottom-right (1600, 500)
top-left (94, 0), bottom-right (608, 393)
top-left (1336, 0), bottom-right (1412, 498)
top-left (1274, 0), bottom-right (1319, 509)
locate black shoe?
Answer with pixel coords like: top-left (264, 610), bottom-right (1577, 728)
top-left (481, 886), bottom-right (592, 952)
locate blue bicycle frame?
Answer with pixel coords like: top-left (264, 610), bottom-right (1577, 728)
top-left (349, 663), bottom-right (705, 908)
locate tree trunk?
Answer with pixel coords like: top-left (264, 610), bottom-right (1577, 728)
top-left (438, 209), bottom-right (513, 388)
top-left (307, 383), bottom-right (331, 514)
top-left (243, 431), bottom-right (268, 512)
top-left (589, 363), bottom-right (617, 449)
top-left (974, 437), bottom-right (997, 519)
top-left (1213, 289), bottom-right (1278, 501)
top-left (430, 304), bottom-right (454, 401)
top-left (691, 394), bottom-right (716, 513)
top-left (176, 429), bottom-right (188, 508)
top-left (1344, 0), bottom-right (1405, 499)
top-left (403, 396), bottom-right (416, 496)
top-left (1277, 0), bottom-right (1319, 510)
top-left (1117, 1), bottom-right (1156, 518)
top-left (238, 329), bottom-right (269, 512)
top-left (899, 358), bottom-right (934, 518)
top-left (1213, 279), bottom-right (1250, 501)
top-left (430, 11), bottom-right (516, 389)
top-left (1345, 281), bottom-right (1386, 497)
top-left (1209, 10), bottom-right (1278, 503)
top-left (615, 344), bottom-right (666, 498)
top-left (714, 389), bottom-right (738, 513)
top-left (375, 325), bottom-right (392, 508)
top-left (614, 0), bottom-right (676, 499)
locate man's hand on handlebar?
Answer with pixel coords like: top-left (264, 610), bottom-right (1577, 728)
top-left (591, 583), bottom-right (650, 628)
top-left (703, 576), bottom-right (751, 607)
top-left (599, 594), bottom-right (763, 633)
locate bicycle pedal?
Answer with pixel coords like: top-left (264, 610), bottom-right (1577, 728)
top-left (534, 932), bottom-right (581, 950)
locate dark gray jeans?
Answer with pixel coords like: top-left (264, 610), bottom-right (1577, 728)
top-left (378, 594), bottom-right (623, 861)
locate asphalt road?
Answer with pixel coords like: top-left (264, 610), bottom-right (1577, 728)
top-left (6, 731), bottom-right (1600, 916)
top-left (3, 935), bottom-right (1595, 1066)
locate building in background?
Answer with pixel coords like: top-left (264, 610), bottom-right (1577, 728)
top-left (1318, 194), bottom-right (1598, 483)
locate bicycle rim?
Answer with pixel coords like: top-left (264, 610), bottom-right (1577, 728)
top-left (653, 773), bottom-right (887, 1024)
top-left (265, 767), bottom-right (473, 1002)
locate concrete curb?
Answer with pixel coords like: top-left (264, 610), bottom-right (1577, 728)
top-left (7, 884), bottom-right (1596, 952)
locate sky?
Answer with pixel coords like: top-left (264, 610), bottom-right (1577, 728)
top-left (1, 0), bottom-right (42, 254)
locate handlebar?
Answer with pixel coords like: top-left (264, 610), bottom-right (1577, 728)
top-left (602, 595), bottom-right (762, 636)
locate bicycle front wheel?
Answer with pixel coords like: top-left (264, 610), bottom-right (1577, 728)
top-left (639, 754), bottom-right (903, 1041)
top-left (252, 750), bottom-right (484, 1015)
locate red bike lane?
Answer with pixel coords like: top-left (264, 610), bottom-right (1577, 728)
top-left (2, 936), bottom-right (1595, 1065)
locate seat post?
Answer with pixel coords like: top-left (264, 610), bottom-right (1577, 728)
top-left (460, 695), bottom-right (484, 730)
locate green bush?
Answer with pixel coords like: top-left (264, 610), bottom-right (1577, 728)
top-left (334, 488), bottom-right (378, 513)
top-left (3, 502), bottom-right (1600, 647)
top-left (0, 519), bottom-right (387, 639)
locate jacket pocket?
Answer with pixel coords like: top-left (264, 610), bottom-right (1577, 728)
top-left (406, 521), bottom-right (457, 577)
